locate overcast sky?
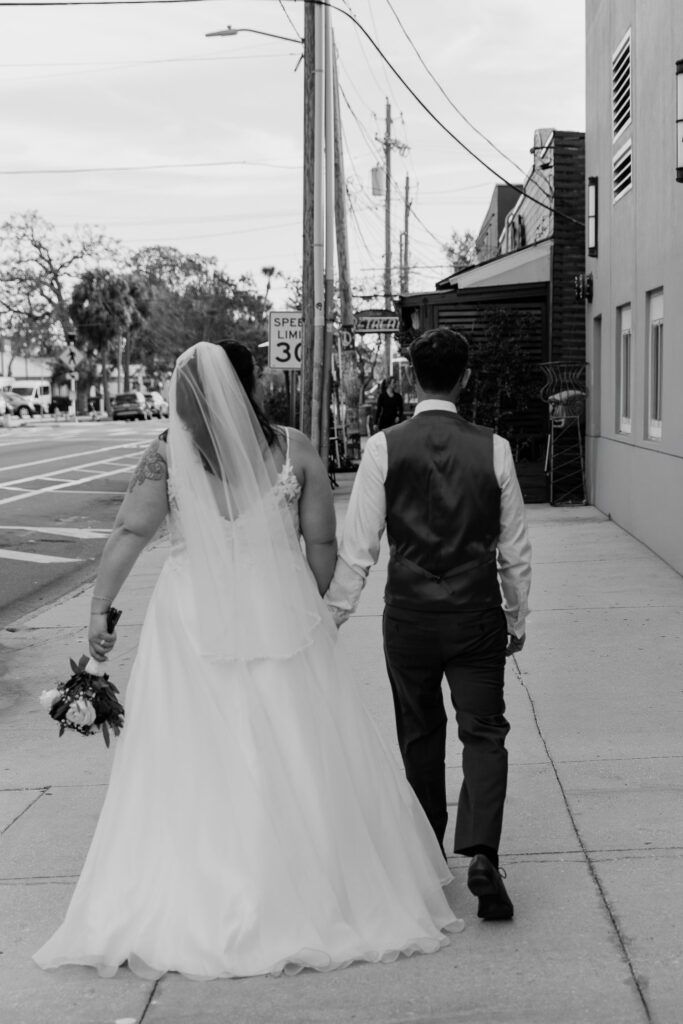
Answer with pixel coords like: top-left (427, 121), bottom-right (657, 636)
top-left (1, 0), bottom-right (585, 309)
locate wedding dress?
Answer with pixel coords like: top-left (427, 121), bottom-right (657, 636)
top-left (34, 343), bottom-right (462, 981)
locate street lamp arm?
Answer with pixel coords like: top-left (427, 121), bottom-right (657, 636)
top-left (206, 26), bottom-right (303, 45)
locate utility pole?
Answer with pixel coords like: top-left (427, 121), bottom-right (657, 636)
top-left (332, 35), bottom-right (354, 461)
top-left (320, 6), bottom-right (335, 470)
top-left (379, 102), bottom-right (408, 379)
top-left (300, 1), bottom-right (316, 437)
top-left (402, 175), bottom-right (411, 294)
top-left (383, 100), bottom-right (392, 380)
top-left (309, 0), bottom-right (326, 454)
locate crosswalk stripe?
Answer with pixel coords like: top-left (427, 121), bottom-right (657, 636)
top-left (0, 441), bottom-right (143, 476)
top-left (0, 525), bottom-right (110, 540)
top-left (0, 465), bottom-right (135, 506)
top-left (0, 548), bottom-right (82, 565)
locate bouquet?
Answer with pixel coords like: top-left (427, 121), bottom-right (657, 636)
top-left (39, 607), bottom-right (124, 747)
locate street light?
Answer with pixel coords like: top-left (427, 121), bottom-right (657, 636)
top-left (205, 25), bottom-right (303, 45)
top-left (206, 12), bottom-right (330, 450)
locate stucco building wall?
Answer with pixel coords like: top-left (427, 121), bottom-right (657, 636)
top-left (586, 0), bottom-right (683, 573)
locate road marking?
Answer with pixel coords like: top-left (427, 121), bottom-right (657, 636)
top-left (0, 525), bottom-right (110, 540)
top-left (0, 464), bottom-right (136, 506)
top-left (0, 548), bottom-right (82, 564)
top-left (2, 453), bottom-right (138, 490)
top-left (0, 442), bottom-right (144, 475)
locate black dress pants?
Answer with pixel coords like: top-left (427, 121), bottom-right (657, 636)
top-left (383, 604), bottom-right (510, 857)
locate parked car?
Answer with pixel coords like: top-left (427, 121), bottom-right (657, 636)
top-left (2, 391), bottom-right (34, 418)
top-left (111, 391), bottom-right (150, 421)
top-left (10, 381), bottom-right (51, 414)
top-left (144, 391), bottom-right (168, 419)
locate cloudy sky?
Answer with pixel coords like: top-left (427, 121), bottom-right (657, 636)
top-left (1, 0), bottom-right (585, 309)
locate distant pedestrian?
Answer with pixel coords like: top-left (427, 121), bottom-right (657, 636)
top-left (374, 379), bottom-right (404, 431)
top-left (327, 327), bottom-right (532, 922)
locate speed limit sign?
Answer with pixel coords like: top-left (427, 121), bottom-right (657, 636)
top-left (268, 312), bottom-right (302, 370)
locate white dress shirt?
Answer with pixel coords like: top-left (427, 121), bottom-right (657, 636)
top-left (325, 399), bottom-right (532, 637)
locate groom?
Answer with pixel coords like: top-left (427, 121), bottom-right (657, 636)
top-left (326, 327), bottom-right (531, 921)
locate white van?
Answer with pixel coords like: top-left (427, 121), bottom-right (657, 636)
top-left (10, 380), bottom-right (52, 414)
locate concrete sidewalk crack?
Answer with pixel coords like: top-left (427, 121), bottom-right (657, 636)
top-left (511, 656), bottom-right (653, 1024)
top-left (138, 978), bottom-right (161, 1022)
top-left (0, 786), bottom-right (49, 835)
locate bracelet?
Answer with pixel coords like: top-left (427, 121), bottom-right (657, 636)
top-left (90, 596), bottom-right (111, 613)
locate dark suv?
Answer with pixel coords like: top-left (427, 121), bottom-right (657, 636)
top-left (111, 391), bottom-right (150, 421)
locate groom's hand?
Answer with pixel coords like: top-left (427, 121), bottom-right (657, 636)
top-left (505, 633), bottom-right (525, 657)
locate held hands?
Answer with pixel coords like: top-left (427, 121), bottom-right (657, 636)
top-left (505, 633), bottom-right (526, 658)
top-left (88, 612), bottom-right (117, 662)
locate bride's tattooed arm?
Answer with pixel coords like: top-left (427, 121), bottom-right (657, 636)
top-left (128, 439), bottom-right (168, 492)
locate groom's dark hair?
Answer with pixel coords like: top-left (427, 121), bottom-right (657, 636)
top-left (409, 328), bottom-right (469, 393)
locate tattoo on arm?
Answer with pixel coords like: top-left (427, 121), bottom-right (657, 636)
top-left (128, 440), bottom-right (168, 492)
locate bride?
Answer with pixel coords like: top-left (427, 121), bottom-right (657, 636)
top-left (34, 340), bottom-right (463, 981)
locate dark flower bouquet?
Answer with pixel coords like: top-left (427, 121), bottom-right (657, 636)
top-left (39, 607), bottom-right (124, 748)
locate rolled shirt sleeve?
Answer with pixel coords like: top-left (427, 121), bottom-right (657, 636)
top-left (494, 435), bottom-right (532, 638)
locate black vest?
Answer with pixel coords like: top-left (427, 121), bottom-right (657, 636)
top-left (384, 411), bottom-right (501, 612)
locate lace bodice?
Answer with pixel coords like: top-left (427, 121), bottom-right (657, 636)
top-left (274, 429), bottom-right (302, 534)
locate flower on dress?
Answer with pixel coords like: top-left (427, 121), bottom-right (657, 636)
top-left (278, 469), bottom-right (301, 503)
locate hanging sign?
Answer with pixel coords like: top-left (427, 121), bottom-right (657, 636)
top-left (354, 309), bottom-right (400, 334)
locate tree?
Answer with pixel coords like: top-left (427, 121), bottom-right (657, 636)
top-left (457, 306), bottom-right (541, 447)
top-left (69, 270), bottom-right (140, 414)
top-left (444, 230), bottom-right (476, 271)
top-left (128, 247), bottom-right (274, 374)
top-left (0, 211), bottom-right (119, 371)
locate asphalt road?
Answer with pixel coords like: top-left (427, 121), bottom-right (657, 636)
top-left (0, 416), bottom-right (164, 630)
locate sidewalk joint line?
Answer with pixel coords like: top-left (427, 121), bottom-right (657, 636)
top-left (0, 787), bottom-right (50, 836)
top-left (511, 656), bottom-right (653, 1024)
top-left (139, 978), bottom-right (161, 1022)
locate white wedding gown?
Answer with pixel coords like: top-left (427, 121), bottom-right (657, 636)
top-left (34, 432), bottom-right (463, 981)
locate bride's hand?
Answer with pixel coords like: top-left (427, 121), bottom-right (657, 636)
top-left (88, 612), bottom-right (116, 662)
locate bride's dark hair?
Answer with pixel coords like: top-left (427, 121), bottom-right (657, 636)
top-left (174, 341), bottom-right (280, 476)
top-left (217, 342), bottom-right (279, 448)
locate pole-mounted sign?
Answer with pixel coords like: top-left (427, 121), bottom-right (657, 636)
top-left (268, 311), bottom-right (303, 370)
top-left (354, 309), bottom-right (400, 334)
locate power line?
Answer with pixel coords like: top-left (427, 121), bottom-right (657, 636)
top-left (382, 0), bottom-right (548, 194)
top-left (0, 159), bottom-right (301, 176)
top-left (7, 0), bottom-right (581, 227)
top-left (277, 0), bottom-right (300, 38)
top-left (309, 0), bottom-right (583, 228)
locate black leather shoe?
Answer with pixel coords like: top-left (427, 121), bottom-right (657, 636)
top-left (467, 854), bottom-right (514, 920)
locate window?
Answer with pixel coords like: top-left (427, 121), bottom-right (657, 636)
top-left (647, 291), bottom-right (663, 439)
top-left (613, 140), bottom-right (633, 201)
top-left (587, 177), bottom-right (598, 256)
top-left (617, 305), bottom-right (632, 433)
top-left (612, 30), bottom-right (632, 139)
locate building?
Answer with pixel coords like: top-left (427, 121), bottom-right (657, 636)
top-left (585, 0), bottom-right (683, 574)
top-left (398, 129), bottom-right (585, 502)
top-left (474, 184), bottom-right (522, 263)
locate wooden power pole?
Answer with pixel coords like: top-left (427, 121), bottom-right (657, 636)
top-left (383, 100), bottom-right (392, 380)
top-left (300, 1), bottom-right (316, 437)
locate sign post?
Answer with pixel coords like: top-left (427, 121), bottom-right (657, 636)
top-left (59, 344), bottom-right (84, 420)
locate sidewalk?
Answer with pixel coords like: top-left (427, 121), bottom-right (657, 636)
top-left (1, 487), bottom-right (682, 1024)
